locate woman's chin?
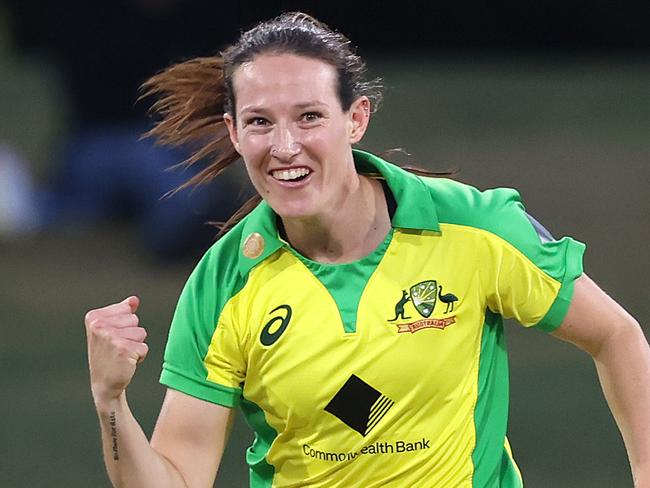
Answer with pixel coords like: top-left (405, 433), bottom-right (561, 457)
top-left (271, 202), bottom-right (319, 222)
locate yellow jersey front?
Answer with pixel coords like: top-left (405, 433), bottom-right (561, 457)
top-left (160, 150), bottom-right (585, 487)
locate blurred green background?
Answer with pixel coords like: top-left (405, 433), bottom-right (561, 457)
top-left (2, 55), bottom-right (648, 487)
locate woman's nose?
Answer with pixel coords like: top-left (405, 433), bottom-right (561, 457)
top-left (270, 126), bottom-right (301, 162)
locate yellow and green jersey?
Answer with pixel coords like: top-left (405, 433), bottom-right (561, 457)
top-left (160, 150), bottom-right (585, 487)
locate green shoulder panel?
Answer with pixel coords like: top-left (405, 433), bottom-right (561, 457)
top-left (420, 177), bottom-right (545, 254)
top-left (420, 176), bottom-right (585, 331)
top-left (160, 218), bottom-right (250, 407)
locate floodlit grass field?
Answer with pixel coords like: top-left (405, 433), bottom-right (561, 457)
top-left (1, 57), bottom-right (648, 487)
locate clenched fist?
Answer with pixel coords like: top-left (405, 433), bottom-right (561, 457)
top-left (85, 296), bottom-right (149, 408)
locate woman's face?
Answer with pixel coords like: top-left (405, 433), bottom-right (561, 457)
top-left (224, 53), bottom-right (369, 220)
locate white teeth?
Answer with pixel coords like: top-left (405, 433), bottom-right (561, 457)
top-left (271, 168), bottom-right (311, 181)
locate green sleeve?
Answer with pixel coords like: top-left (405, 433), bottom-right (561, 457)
top-left (424, 178), bottom-right (586, 331)
top-left (160, 233), bottom-right (248, 408)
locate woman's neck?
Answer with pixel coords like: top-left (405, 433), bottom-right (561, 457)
top-left (280, 175), bottom-right (391, 264)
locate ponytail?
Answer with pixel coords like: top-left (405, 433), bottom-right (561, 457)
top-left (139, 56), bottom-right (260, 236)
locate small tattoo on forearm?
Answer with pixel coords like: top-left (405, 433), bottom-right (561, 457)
top-left (109, 411), bottom-right (119, 461)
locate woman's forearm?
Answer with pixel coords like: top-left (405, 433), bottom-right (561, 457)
top-left (96, 392), bottom-right (188, 488)
top-left (593, 321), bottom-right (650, 487)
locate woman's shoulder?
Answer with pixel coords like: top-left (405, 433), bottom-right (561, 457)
top-left (190, 199), bottom-right (279, 288)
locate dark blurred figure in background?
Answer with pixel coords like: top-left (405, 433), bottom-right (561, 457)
top-left (39, 128), bottom-right (250, 259)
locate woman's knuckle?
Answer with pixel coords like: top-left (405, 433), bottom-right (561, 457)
top-left (89, 323), bottom-right (103, 337)
top-left (98, 328), bottom-right (113, 341)
top-left (84, 310), bottom-right (97, 325)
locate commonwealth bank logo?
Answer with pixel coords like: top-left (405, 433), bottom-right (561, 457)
top-left (325, 375), bottom-right (395, 437)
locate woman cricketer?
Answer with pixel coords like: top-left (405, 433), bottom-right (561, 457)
top-left (84, 12), bottom-right (650, 488)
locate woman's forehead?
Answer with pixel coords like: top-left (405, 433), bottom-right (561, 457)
top-left (233, 54), bottom-right (339, 111)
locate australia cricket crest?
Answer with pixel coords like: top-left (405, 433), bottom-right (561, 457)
top-left (409, 280), bottom-right (437, 318)
top-left (388, 279), bottom-right (459, 334)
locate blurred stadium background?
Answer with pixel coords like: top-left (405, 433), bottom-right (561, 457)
top-left (1, 1), bottom-right (649, 486)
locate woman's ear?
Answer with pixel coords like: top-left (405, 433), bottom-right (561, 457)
top-left (224, 113), bottom-right (241, 154)
top-left (348, 96), bottom-right (371, 144)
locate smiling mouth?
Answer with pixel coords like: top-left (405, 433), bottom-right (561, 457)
top-left (271, 168), bottom-right (312, 182)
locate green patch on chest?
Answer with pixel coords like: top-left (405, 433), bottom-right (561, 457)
top-left (289, 230), bottom-right (393, 333)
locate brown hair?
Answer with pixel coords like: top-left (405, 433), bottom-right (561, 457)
top-left (140, 12), bottom-right (452, 237)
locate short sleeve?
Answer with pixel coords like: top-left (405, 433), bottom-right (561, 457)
top-left (160, 246), bottom-right (248, 408)
top-left (479, 189), bottom-right (586, 332)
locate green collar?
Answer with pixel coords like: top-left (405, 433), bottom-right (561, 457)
top-left (237, 149), bottom-right (440, 276)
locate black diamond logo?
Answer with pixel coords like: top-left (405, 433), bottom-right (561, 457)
top-left (324, 375), bottom-right (394, 437)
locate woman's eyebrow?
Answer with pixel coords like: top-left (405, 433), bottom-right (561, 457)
top-left (240, 101), bottom-right (328, 114)
top-left (294, 101), bottom-right (327, 109)
top-left (239, 105), bottom-right (268, 114)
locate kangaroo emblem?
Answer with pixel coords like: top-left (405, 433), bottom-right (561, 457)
top-left (388, 290), bottom-right (411, 321)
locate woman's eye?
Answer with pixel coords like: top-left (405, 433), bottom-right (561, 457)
top-left (247, 117), bottom-right (269, 127)
top-left (302, 112), bottom-right (322, 122)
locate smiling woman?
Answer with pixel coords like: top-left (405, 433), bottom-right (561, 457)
top-left (224, 54), bottom-right (370, 226)
top-left (84, 11), bottom-right (650, 488)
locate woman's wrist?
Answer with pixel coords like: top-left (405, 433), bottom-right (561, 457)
top-left (93, 389), bottom-right (127, 416)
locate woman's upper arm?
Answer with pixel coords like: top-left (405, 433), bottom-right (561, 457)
top-left (150, 388), bottom-right (235, 488)
top-left (551, 273), bottom-right (642, 355)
